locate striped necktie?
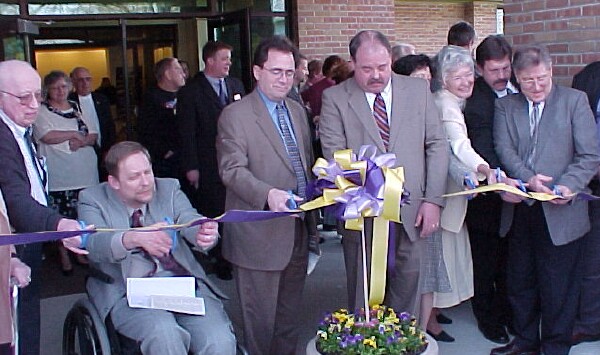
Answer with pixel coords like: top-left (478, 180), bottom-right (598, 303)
top-left (276, 104), bottom-right (307, 198)
top-left (373, 93), bottom-right (390, 151)
top-left (526, 102), bottom-right (540, 170)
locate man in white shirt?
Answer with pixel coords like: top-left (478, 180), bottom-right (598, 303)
top-left (0, 59), bottom-right (85, 355)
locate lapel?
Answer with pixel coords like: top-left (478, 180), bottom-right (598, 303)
top-left (285, 97), bottom-right (309, 172)
top-left (346, 79), bottom-right (385, 152)
top-left (534, 84), bottom-right (558, 156)
top-left (513, 94), bottom-right (533, 151)
top-left (388, 75), bottom-right (411, 152)
top-left (250, 91), bottom-right (295, 175)
top-left (198, 73), bottom-right (222, 107)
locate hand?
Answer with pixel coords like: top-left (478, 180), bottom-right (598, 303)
top-left (477, 164), bottom-right (498, 185)
top-left (57, 218), bottom-right (90, 255)
top-left (10, 256), bottom-right (31, 288)
top-left (186, 170), bottom-right (200, 190)
top-left (196, 221), bottom-right (219, 249)
top-left (499, 177), bottom-right (527, 204)
top-left (549, 184), bottom-right (573, 205)
top-left (68, 137), bottom-right (85, 151)
top-left (414, 201), bottom-right (441, 238)
top-left (123, 221), bottom-right (173, 258)
top-left (312, 115), bottom-right (320, 125)
top-left (527, 174), bottom-right (553, 194)
top-left (267, 188), bottom-right (302, 212)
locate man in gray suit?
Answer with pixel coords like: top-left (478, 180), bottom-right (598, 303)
top-left (216, 36), bottom-right (314, 355)
top-left (491, 45), bottom-right (600, 355)
top-left (319, 30), bottom-right (448, 319)
top-left (78, 141), bottom-right (236, 355)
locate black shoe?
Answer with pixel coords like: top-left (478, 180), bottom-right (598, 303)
top-left (490, 341), bottom-right (540, 355)
top-left (427, 330), bottom-right (455, 342)
top-left (322, 224), bottom-right (337, 231)
top-left (436, 313), bottom-right (453, 324)
top-left (571, 332), bottom-right (600, 345)
top-left (478, 322), bottom-right (509, 344)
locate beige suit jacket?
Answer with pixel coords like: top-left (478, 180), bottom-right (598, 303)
top-left (216, 90), bottom-right (314, 271)
top-left (0, 190), bottom-right (13, 345)
top-left (319, 74), bottom-right (448, 241)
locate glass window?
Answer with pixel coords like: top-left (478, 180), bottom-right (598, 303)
top-left (27, 1), bottom-right (208, 15)
top-left (0, 1), bottom-right (19, 15)
top-left (224, 0), bottom-right (284, 13)
top-left (250, 16), bottom-right (287, 55)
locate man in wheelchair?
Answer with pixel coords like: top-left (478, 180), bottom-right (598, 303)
top-left (77, 141), bottom-right (236, 355)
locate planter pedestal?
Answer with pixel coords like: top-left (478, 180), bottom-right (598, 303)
top-left (306, 332), bottom-right (438, 355)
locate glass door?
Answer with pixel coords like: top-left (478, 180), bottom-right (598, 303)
top-left (207, 8), bottom-right (252, 91)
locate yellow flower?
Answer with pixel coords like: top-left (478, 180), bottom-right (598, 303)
top-left (317, 330), bottom-right (328, 339)
top-left (364, 337), bottom-right (377, 348)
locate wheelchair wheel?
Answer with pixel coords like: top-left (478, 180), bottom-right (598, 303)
top-left (62, 298), bottom-right (112, 355)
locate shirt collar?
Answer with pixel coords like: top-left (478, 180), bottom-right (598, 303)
top-left (0, 109), bottom-right (27, 137)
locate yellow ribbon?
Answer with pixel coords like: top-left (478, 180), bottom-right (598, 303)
top-left (442, 182), bottom-right (572, 201)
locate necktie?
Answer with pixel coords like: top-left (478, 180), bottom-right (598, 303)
top-left (373, 93), bottom-right (390, 151)
top-left (218, 79), bottom-right (228, 107)
top-left (526, 102), bottom-right (540, 170)
top-left (276, 104), bottom-right (307, 198)
top-left (506, 88), bottom-right (514, 95)
top-left (24, 128), bottom-right (47, 191)
top-left (130, 209), bottom-right (188, 276)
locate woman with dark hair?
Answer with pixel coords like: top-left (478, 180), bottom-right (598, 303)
top-left (33, 70), bottom-right (99, 275)
top-left (392, 54), bottom-right (433, 83)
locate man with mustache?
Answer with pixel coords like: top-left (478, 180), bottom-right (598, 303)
top-left (463, 35), bottom-right (519, 344)
top-left (319, 30), bottom-right (448, 320)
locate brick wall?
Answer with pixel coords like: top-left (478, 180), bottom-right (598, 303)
top-left (295, 0), bottom-right (500, 61)
top-left (503, 0), bottom-right (600, 85)
top-left (295, 0), bottom-right (397, 60)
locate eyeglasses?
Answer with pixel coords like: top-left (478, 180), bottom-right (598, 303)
top-left (262, 67), bottom-right (295, 79)
top-left (519, 75), bottom-right (551, 88)
top-left (0, 90), bottom-right (42, 105)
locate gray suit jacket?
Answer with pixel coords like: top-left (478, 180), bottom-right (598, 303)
top-left (216, 90), bottom-right (314, 271)
top-left (319, 74), bottom-right (449, 241)
top-left (78, 178), bottom-right (224, 320)
top-left (494, 84), bottom-right (600, 245)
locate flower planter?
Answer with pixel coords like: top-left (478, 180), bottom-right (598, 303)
top-left (306, 332), bottom-right (438, 355)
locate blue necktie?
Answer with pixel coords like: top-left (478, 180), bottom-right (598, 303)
top-left (218, 79), bottom-right (228, 107)
top-left (276, 104), bottom-right (307, 198)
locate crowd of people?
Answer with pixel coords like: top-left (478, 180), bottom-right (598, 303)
top-left (1, 21), bottom-right (600, 355)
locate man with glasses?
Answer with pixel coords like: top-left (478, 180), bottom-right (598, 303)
top-left (69, 66), bottom-right (116, 181)
top-left (492, 45), bottom-right (600, 355)
top-left (0, 59), bottom-right (85, 355)
top-left (216, 36), bottom-right (315, 355)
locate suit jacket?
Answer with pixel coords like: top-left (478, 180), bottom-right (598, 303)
top-left (177, 72), bottom-right (246, 184)
top-left (216, 90), bottom-right (314, 271)
top-left (0, 118), bottom-right (61, 232)
top-left (68, 92), bottom-right (116, 156)
top-left (77, 178), bottom-right (224, 320)
top-left (494, 84), bottom-right (600, 245)
top-left (319, 74), bottom-right (449, 241)
top-left (0, 190), bottom-right (13, 345)
top-left (572, 61), bottom-right (600, 117)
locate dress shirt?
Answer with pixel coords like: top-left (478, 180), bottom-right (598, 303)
top-left (365, 80), bottom-right (393, 124)
top-left (78, 94), bottom-right (102, 145)
top-left (205, 74), bottom-right (224, 97)
top-left (0, 110), bottom-right (47, 205)
top-left (258, 89), bottom-right (298, 145)
top-left (494, 81), bottom-right (519, 98)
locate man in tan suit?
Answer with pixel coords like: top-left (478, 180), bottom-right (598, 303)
top-left (320, 30), bottom-right (448, 318)
top-left (216, 36), bottom-right (314, 354)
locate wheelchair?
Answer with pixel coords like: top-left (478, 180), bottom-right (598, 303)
top-left (62, 269), bottom-right (248, 355)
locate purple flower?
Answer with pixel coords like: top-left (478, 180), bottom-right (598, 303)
top-left (399, 312), bottom-right (410, 321)
top-left (379, 324), bottom-right (386, 334)
top-left (387, 336), bottom-right (396, 344)
top-left (338, 339), bottom-right (348, 348)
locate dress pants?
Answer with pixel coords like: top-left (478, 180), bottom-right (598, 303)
top-left (16, 243), bottom-right (42, 355)
top-left (342, 219), bottom-right (423, 317)
top-left (233, 219), bottom-right (308, 355)
top-left (574, 195), bottom-right (600, 335)
top-left (465, 194), bottom-right (510, 328)
top-left (110, 281), bottom-right (236, 355)
top-left (508, 203), bottom-right (582, 355)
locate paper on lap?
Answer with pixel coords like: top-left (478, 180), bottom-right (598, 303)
top-left (127, 277), bottom-right (205, 315)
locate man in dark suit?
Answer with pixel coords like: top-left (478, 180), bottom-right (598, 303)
top-left (0, 59), bottom-right (85, 355)
top-left (492, 45), bottom-right (600, 355)
top-left (177, 41), bottom-right (245, 280)
top-left (70, 66), bottom-right (117, 181)
top-left (78, 141), bottom-right (236, 355)
top-left (216, 36), bottom-right (314, 355)
top-left (571, 61), bottom-right (600, 344)
top-left (463, 35), bottom-right (517, 344)
top-left (319, 30), bottom-right (448, 320)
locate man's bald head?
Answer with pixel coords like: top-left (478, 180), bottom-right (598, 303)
top-left (0, 60), bottom-right (42, 127)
